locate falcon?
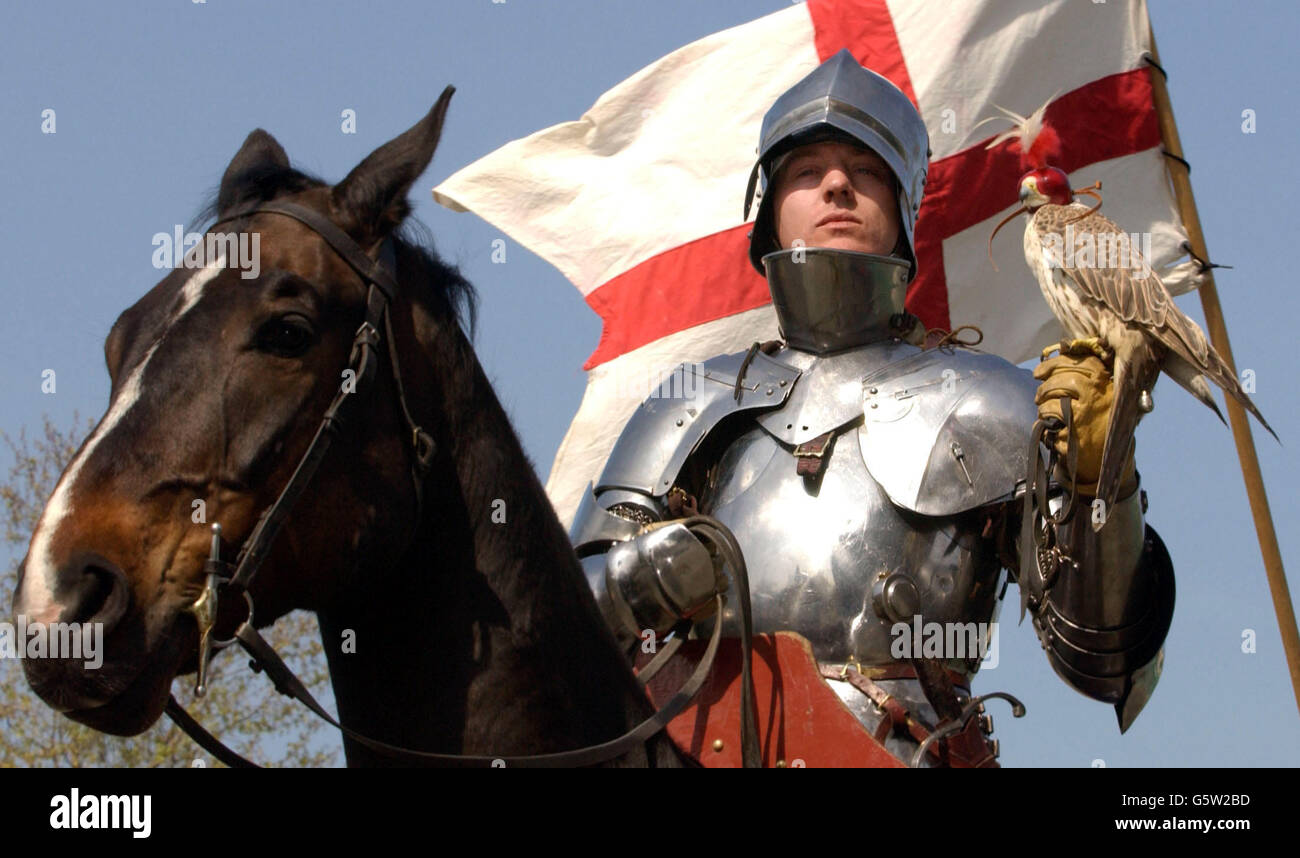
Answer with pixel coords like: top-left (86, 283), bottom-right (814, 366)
top-left (986, 102), bottom-right (1278, 516)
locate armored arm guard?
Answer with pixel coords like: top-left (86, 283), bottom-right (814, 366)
top-left (1019, 473), bottom-right (1176, 732)
top-left (569, 348), bottom-right (802, 647)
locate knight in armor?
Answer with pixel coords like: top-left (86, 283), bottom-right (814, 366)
top-left (569, 50), bottom-right (1175, 767)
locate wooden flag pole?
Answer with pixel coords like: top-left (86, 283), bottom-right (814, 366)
top-left (1146, 24), bottom-right (1300, 715)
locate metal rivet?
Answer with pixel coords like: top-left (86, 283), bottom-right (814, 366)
top-left (776, 759), bottom-right (787, 768)
top-left (766, 387), bottom-right (773, 395)
top-left (868, 386), bottom-right (878, 394)
top-left (779, 379), bottom-right (787, 387)
top-left (712, 739), bottom-right (724, 752)
top-left (675, 418), bottom-right (683, 426)
top-left (870, 403), bottom-right (878, 409)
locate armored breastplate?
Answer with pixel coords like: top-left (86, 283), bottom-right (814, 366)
top-left (697, 342), bottom-right (1009, 678)
top-left (573, 302), bottom-right (1165, 749)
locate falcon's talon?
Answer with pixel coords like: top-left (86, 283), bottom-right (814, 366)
top-left (1059, 337), bottom-right (1112, 365)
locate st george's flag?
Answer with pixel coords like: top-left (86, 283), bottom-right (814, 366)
top-left (433, 0), bottom-right (1202, 527)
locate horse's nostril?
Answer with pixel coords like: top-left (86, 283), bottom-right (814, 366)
top-left (57, 559), bottom-right (130, 632)
top-left (76, 567), bottom-right (116, 619)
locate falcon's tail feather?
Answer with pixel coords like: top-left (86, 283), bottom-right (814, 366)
top-left (1164, 343), bottom-right (1279, 443)
top-left (1163, 354), bottom-right (1228, 427)
top-left (1246, 401), bottom-right (1279, 444)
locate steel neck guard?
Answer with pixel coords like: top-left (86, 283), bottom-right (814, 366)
top-left (762, 247), bottom-right (909, 354)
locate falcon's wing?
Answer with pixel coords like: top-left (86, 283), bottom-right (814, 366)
top-left (1031, 204), bottom-right (1218, 374)
top-left (1033, 204), bottom-right (1277, 442)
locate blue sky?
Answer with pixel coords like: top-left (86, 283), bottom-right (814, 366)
top-left (1, 0), bottom-right (1296, 767)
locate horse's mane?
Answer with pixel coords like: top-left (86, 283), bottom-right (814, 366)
top-left (195, 162), bottom-right (478, 337)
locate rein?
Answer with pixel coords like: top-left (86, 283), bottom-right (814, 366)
top-left (167, 201), bottom-right (741, 767)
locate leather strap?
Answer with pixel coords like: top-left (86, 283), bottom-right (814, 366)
top-left (680, 517), bottom-right (762, 769)
top-left (820, 664), bottom-right (937, 749)
top-left (635, 633), bottom-right (684, 688)
top-left (819, 663), bottom-right (1002, 768)
top-left (734, 341), bottom-right (762, 403)
top-left (227, 303), bottom-right (379, 592)
top-left (164, 695), bottom-right (258, 769)
top-left (219, 200), bottom-right (399, 301)
top-left (794, 431), bottom-right (835, 477)
top-left (942, 714), bottom-right (1000, 769)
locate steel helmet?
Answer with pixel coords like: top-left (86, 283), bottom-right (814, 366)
top-left (743, 49), bottom-right (930, 280)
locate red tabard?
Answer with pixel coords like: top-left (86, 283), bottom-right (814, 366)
top-left (637, 631), bottom-right (905, 768)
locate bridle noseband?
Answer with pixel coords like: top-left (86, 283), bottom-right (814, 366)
top-left (167, 200), bottom-right (739, 768)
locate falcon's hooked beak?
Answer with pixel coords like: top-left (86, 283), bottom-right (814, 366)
top-left (1018, 166), bottom-right (1073, 211)
top-left (988, 167), bottom-right (1080, 269)
top-left (1018, 175), bottom-right (1051, 210)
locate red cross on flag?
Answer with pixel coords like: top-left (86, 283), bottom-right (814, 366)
top-left (433, 0), bottom-right (1202, 527)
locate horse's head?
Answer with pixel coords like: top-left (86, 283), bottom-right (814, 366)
top-left (13, 88), bottom-right (472, 735)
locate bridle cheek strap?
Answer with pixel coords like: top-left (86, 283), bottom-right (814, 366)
top-left (173, 199), bottom-right (431, 745)
top-left (205, 200), bottom-right (434, 597)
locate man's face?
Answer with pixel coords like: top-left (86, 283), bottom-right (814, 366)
top-left (771, 141), bottom-right (901, 256)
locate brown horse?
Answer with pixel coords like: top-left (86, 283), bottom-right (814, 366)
top-left (12, 89), bottom-right (686, 766)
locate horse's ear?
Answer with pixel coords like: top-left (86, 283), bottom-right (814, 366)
top-left (217, 130), bottom-right (291, 216)
top-left (332, 86), bottom-right (455, 241)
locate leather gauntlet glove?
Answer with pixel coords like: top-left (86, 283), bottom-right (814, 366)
top-left (1033, 351), bottom-right (1137, 498)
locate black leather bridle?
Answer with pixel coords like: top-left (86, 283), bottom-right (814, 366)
top-left (165, 200), bottom-right (741, 768)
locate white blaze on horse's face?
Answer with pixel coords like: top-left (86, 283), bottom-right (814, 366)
top-left (19, 258), bottom-right (228, 624)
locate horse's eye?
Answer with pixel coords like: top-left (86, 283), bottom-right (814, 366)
top-left (256, 314), bottom-right (315, 358)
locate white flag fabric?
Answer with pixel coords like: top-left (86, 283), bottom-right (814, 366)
top-left (433, 0), bottom-right (1199, 527)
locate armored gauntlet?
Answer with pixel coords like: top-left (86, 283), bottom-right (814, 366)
top-left (604, 521), bottom-right (727, 639)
